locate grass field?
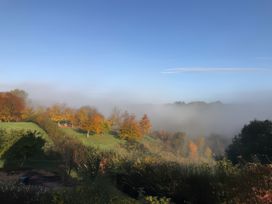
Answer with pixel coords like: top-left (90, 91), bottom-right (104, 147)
top-left (0, 122), bottom-right (55, 169)
top-left (0, 122), bottom-right (48, 138)
top-left (0, 122), bottom-right (124, 150)
top-left (61, 128), bottom-right (124, 150)
top-left (0, 122), bottom-right (155, 150)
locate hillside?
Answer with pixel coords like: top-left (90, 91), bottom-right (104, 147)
top-left (0, 122), bottom-right (48, 137)
top-left (0, 122), bottom-right (55, 169)
top-left (61, 128), bottom-right (124, 150)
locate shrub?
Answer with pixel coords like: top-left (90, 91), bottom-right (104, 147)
top-left (0, 183), bottom-right (52, 204)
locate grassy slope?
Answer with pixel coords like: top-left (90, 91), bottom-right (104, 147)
top-left (0, 122), bottom-right (124, 152)
top-left (0, 122), bottom-right (138, 202)
top-left (0, 122), bottom-right (155, 150)
top-left (0, 122), bottom-right (55, 169)
top-left (0, 122), bottom-right (48, 138)
top-left (61, 128), bottom-right (124, 150)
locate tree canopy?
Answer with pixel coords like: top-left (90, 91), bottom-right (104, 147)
top-left (226, 120), bottom-right (272, 164)
top-left (0, 91), bottom-right (26, 122)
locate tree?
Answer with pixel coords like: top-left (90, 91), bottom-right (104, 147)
top-left (74, 106), bottom-right (104, 137)
top-left (88, 112), bottom-right (104, 134)
top-left (74, 106), bottom-right (92, 137)
top-left (0, 92), bottom-right (26, 122)
top-left (120, 113), bottom-right (142, 140)
top-left (63, 107), bottom-right (75, 127)
top-left (195, 136), bottom-right (205, 157)
top-left (206, 134), bottom-right (230, 157)
top-left (10, 89), bottom-right (28, 102)
top-left (171, 132), bottom-right (188, 157)
top-left (204, 147), bottom-right (213, 159)
top-left (47, 104), bottom-right (65, 125)
top-left (108, 107), bottom-right (122, 132)
top-left (226, 120), bottom-right (272, 164)
top-left (188, 141), bottom-right (198, 159)
top-left (139, 114), bottom-right (152, 135)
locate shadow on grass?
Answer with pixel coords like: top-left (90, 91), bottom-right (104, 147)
top-left (2, 131), bottom-right (60, 170)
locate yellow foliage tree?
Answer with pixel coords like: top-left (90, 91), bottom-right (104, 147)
top-left (63, 107), bottom-right (75, 127)
top-left (74, 106), bottom-right (105, 137)
top-left (88, 112), bottom-right (104, 134)
top-left (108, 107), bottom-right (122, 132)
top-left (0, 92), bottom-right (26, 122)
top-left (47, 104), bottom-right (64, 125)
top-left (204, 147), bottom-right (213, 159)
top-left (120, 113), bottom-right (142, 140)
top-left (139, 114), bottom-right (152, 135)
top-left (188, 141), bottom-right (198, 159)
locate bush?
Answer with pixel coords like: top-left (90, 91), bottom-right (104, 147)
top-left (144, 196), bottom-right (171, 204)
top-left (0, 183), bottom-right (52, 204)
top-left (226, 120), bottom-right (272, 164)
top-left (114, 160), bottom-right (217, 204)
top-left (214, 163), bottom-right (272, 203)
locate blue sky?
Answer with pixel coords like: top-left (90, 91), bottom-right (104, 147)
top-left (0, 0), bottom-right (272, 103)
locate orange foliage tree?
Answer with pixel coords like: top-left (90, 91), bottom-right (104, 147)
top-left (139, 114), bottom-right (152, 135)
top-left (0, 92), bottom-right (26, 122)
top-left (204, 147), bottom-right (213, 159)
top-left (188, 141), bottom-right (198, 159)
top-left (74, 106), bottom-right (104, 137)
top-left (108, 107), bottom-right (122, 132)
top-left (47, 104), bottom-right (65, 125)
top-left (63, 107), bottom-right (75, 127)
top-left (89, 112), bottom-right (104, 134)
top-left (120, 112), bottom-right (142, 140)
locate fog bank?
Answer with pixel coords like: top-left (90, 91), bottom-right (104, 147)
top-left (1, 83), bottom-right (272, 138)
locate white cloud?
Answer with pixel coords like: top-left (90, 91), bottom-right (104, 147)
top-left (161, 67), bottom-right (270, 74)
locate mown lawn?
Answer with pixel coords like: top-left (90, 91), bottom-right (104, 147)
top-left (61, 128), bottom-right (124, 150)
top-left (0, 122), bottom-right (123, 150)
top-left (0, 122), bottom-right (48, 138)
top-left (0, 122), bottom-right (57, 170)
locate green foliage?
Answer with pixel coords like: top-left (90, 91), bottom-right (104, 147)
top-left (114, 159), bottom-right (217, 203)
top-left (151, 131), bottom-right (214, 161)
top-left (2, 131), bottom-right (45, 168)
top-left (213, 163), bottom-right (272, 203)
top-left (227, 120), bottom-right (272, 164)
top-left (0, 122), bottom-right (52, 147)
top-left (0, 183), bottom-right (52, 204)
top-left (144, 196), bottom-right (171, 204)
top-left (0, 130), bottom-right (59, 170)
top-left (0, 182), bottom-right (138, 204)
top-left (1, 118), bottom-right (271, 204)
top-left (62, 127), bottom-right (123, 150)
top-left (51, 183), bottom-right (138, 204)
top-left (0, 122), bottom-right (60, 170)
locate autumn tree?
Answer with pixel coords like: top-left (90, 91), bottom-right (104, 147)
top-left (188, 141), bottom-right (198, 159)
top-left (139, 114), bottom-right (152, 135)
top-left (171, 132), bottom-right (188, 157)
top-left (120, 113), bottom-right (142, 140)
top-left (204, 147), bottom-right (213, 159)
top-left (0, 92), bottom-right (26, 122)
top-left (195, 136), bottom-right (206, 157)
top-left (74, 106), bottom-right (92, 136)
top-left (74, 106), bottom-right (104, 137)
top-left (88, 112), bottom-right (104, 134)
top-left (102, 119), bottom-right (112, 134)
top-left (10, 89), bottom-right (28, 102)
top-left (21, 107), bottom-right (35, 121)
top-left (108, 107), bottom-right (122, 132)
top-left (63, 107), bottom-right (75, 127)
top-left (47, 104), bottom-right (65, 125)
